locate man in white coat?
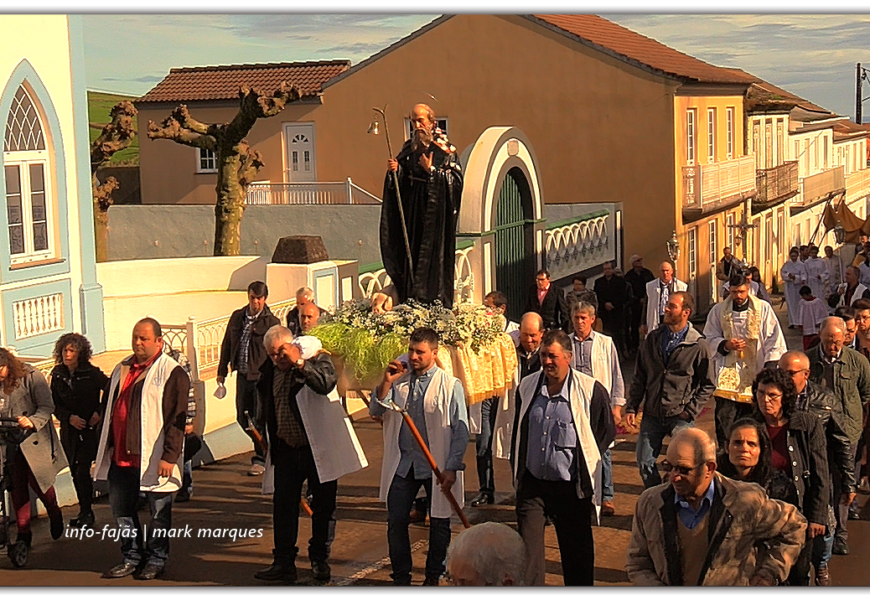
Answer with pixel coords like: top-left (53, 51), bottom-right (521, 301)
top-left (781, 247), bottom-right (809, 327)
top-left (510, 329), bottom-right (615, 586)
top-left (703, 273), bottom-right (787, 449)
top-left (254, 326), bottom-right (367, 584)
top-left (95, 317), bottom-right (190, 581)
top-left (371, 327), bottom-right (469, 586)
top-left (568, 300), bottom-right (624, 517)
top-left (642, 260), bottom-right (688, 335)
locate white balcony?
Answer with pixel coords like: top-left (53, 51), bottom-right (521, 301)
top-left (682, 155), bottom-right (757, 214)
top-left (245, 178), bottom-right (381, 205)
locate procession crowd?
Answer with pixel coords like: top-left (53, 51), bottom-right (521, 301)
top-left (0, 254), bottom-right (866, 586)
top-left (0, 98), bottom-right (867, 587)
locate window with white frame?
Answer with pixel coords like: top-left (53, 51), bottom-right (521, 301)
top-left (404, 117), bottom-right (449, 141)
top-left (197, 147), bottom-right (217, 173)
top-left (726, 107), bottom-right (734, 159)
top-left (3, 84), bottom-right (54, 264)
top-left (687, 109), bottom-right (696, 165)
top-left (707, 108), bottom-right (717, 163)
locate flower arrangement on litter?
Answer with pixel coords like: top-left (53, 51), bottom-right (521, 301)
top-left (308, 298), bottom-right (507, 387)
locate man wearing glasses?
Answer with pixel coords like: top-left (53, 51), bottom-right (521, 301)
top-left (626, 427), bottom-right (807, 586)
top-left (808, 316), bottom-right (870, 557)
top-left (778, 350), bottom-right (855, 586)
top-left (524, 269), bottom-right (568, 331)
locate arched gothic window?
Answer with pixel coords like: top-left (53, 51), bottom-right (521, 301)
top-left (4, 84), bottom-right (53, 263)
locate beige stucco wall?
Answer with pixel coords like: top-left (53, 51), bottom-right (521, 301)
top-left (0, 15), bottom-right (85, 333)
top-left (137, 14), bottom-right (678, 272)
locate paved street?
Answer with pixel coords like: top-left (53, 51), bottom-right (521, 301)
top-left (2, 296), bottom-right (869, 585)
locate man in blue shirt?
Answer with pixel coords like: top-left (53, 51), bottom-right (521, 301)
top-left (510, 329), bottom-right (615, 585)
top-left (371, 327), bottom-right (469, 586)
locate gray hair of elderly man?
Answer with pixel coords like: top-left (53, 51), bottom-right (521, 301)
top-left (570, 300), bottom-right (597, 318)
top-left (670, 427), bottom-right (717, 465)
top-left (263, 324), bottom-right (294, 348)
top-left (446, 522), bottom-right (526, 586)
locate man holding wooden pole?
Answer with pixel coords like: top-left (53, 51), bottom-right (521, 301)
top-left (370, 327), bottom-right (469, 586)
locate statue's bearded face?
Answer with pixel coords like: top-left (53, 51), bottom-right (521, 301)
top-left (411, 126), bottom-right (434, 153)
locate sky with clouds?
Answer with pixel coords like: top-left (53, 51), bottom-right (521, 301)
top-left (82, 13), bottom-right (870, 120)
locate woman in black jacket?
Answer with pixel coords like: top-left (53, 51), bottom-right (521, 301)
top-left (719, 368), bottom-right (830, 585)
top-left (50, 333), bottom-right (109, 528)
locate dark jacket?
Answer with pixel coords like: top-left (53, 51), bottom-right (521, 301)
top-left (797, 380), bottom-right (855, 496)
top-left (218, 304), bottom-right (281, 382)
top-left (808, 345), bottom-right (870, 444)
top-left (509, 369), bottom-right (615, 487)
top-left (517, 346), bottom-right (542, 380)
top-left (107, 356), bottom-right (190, 464)
top-left (256, 352), bottom-right (337, 457)
top-left (762, 410), bottom-right (830, 527)
top-left (50, 361), bottom-right (109, 461)
top-left (626, 325), bottom-right (715, 420)
top-left (286, 304), bottom-right (325, 337)
top-left (524, 284), bottom-right (568, 331)
top-left (624, 267), bottom-right (655, 306)
top-left (594, 274), bottom-right (630, 324)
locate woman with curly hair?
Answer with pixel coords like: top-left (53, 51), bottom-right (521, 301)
top-left (0, 347), bottom-right (67, 548)
top-left (50, 332), bottom-right (109, 528)
top-left (747, 367), bottom-right (830, 585)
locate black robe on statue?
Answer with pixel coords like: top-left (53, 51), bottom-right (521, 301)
top-left (380, 138), bottom-right (463, 308)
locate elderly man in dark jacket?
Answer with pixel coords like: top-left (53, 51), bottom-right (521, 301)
top-left (808, 316), bottom-right (870, 556)
top-left (217, 281), bottom-right (280, 476)
top-left (779, 350), bottom-right (855, 585)
top-left (625, 291), bottom-right (715, 489)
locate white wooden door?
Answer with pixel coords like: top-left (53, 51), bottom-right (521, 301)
top-left (283, 123), bottom-right (316, 183)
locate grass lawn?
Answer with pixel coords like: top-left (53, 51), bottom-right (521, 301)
top-left (87, 90), bottom-right (139, 165)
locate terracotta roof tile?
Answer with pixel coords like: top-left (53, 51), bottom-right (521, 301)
top-left (533, 14), bottom-right (756, 85)
top-left (137, 60), bottom-right (351, 104)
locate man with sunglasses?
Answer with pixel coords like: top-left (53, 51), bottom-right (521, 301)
top-left (627, 427), bottom-right (807, 586)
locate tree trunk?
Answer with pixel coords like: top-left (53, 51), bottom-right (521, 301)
top-left (213, 153), bottom-right (246, 256)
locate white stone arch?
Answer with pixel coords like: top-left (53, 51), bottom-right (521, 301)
top-left (458, 127), bottom-right (544, 234)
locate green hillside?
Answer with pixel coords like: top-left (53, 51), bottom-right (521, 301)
top-left (87, 90), bottom-right (139, 165)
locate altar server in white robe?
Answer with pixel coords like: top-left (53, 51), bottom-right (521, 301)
top-left (823, 245), bottom-right (844, 298)
top-left (781, 247), bottom-right (809, 327)
top-left (804, 245), bottom-right (828, 301)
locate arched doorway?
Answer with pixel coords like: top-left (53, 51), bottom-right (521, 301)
top-left (495, 167), bottom-right (536, 322)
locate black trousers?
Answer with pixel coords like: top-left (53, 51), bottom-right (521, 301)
top-left (516, 472), bottom-right (594, 586)
top-left (628, 300), bottom-right (644, 351)
top-left (271, 444), bottom-right (337, 564)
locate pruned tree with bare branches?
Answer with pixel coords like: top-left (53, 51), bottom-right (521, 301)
top-left (147, 82), bottom-right (301, 256)
top-left (91, 100), bottom-right (137, 262)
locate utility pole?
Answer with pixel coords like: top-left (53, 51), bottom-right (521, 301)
top-left (858, 63), bottom-right (863, 125)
